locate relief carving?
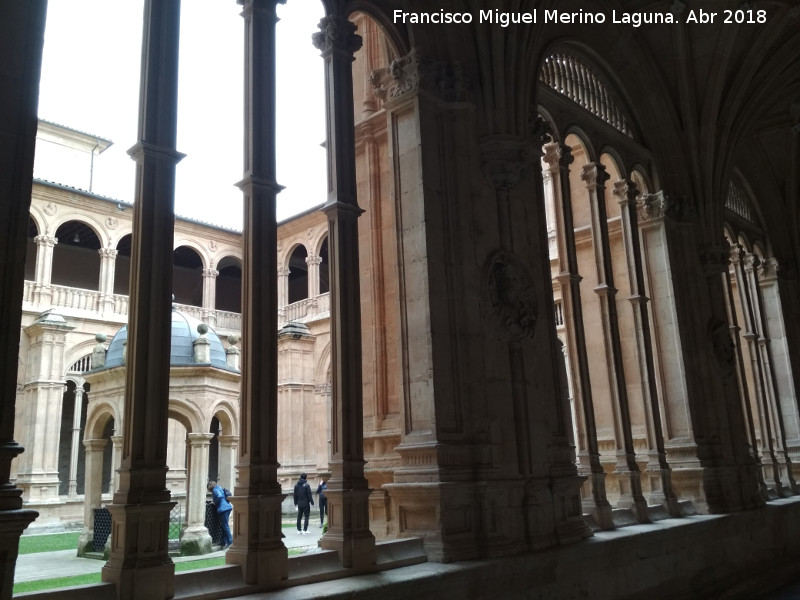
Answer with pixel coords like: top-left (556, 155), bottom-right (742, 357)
top-left (370, 47), bottom-right (470, 105)
top-left (709, 317), bottom-right (736, 376)
top-left (639, 191), bottom-right (696, 223)
top-left (486, 252), bottom-right (538, 341)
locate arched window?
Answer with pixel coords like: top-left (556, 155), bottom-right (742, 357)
top-left (319, 237), bottom-right (329, 295)
top-left (288, 245), bottom-right (309, 304)
top-left (173, 246), bottom-right (203, 306)
top-left (216, 256), bottom-right (242, 313)
top-left (114, 234), bottom-right (132, 296)
top-left (52, 221), bottom-right (101, 290)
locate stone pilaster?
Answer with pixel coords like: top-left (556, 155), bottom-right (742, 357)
top-left (614, 180), bottom-right (680, 516)
top-left (67, 384), bottom-right (86, 499)
top-left (313, 6), bottom-right (376, 570)
top-left (228, 0), bottom-right (288, 587)
top-left (181, 433), bottom-right (214, 555)
top-left (217, 435), bottom-right (238, 494)
top-left (306, 255), bottom-right (322, 298)
top-left (543, 142), bottom-right (613, 528)
top-left (16, 311), bottom-right (75, 502)
top-left (78, 438), bottom-right (108, 557)
top-left (202, 266), bottom-right (219, 326)
top-left (582, 164), bottom-right (647, 522)
top-left (33, 234), bottom-right (57, 305)
top-left (99, 247), bottom-right (118, 315)
top-left (101, 1), bottom-right (183, 597)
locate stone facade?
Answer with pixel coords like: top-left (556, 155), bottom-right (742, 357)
top-left (1, 1), bottom-right (800, 599)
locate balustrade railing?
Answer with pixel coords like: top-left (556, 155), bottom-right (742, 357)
top-left (22, 280), bottom-right (331, 336)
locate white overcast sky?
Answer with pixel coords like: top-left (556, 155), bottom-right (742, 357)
top-left (37, 0), bottom-right (327, 230)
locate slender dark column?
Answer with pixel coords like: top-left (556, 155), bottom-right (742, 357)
top-left (582, 163), bottom-right (648, 522)
top-left (0, 3), bottom-right (47, 598)
top-left (614, 180), bottom-right (680, 516)
top-left (227, 0), bottom-right (288, 587)
top-left (543, 143), bottom-right (613, 528)
top-left (101, 1), bottom-right (183, 598)
top-left (313, 4), bottom-right (376, 569)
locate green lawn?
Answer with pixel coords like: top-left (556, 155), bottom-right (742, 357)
top-left (13, 557), bottom-right (228, 594)
top-left (18, 532), bottom-right (80, 555)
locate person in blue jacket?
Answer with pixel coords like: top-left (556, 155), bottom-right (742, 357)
top-left (207, 480), bottom-right (233, 548)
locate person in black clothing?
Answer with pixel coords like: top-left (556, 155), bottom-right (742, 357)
top-left (293, 473), bottom-right (314, 534)
top-left (316, 479), bottom-right (328, 527)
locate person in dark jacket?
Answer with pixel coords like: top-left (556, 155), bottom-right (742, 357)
top-left (293, 473), bottom-right (314, 534)
top-left (207, 480), bottom-right (233, 548)
top-left (316, 479), bottom-right (328, 527)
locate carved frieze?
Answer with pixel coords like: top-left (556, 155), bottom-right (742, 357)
top-left (486, 251), bottom-right (538, 341)
top-left (370, 48), bottom-right (470, 105)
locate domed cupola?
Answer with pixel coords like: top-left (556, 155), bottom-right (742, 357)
top-left (102, 306), bottom-right (235, 371)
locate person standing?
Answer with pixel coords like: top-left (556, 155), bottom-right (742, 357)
top-left (207, 480), bottom-right (233, 548)
top-left (316, 478), bottom-right (328, 527)
top-left (293, 473), bottom-right (314, 534)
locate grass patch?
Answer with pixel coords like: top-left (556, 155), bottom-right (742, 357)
top-left (13, 572), bottom-right (101, 594)
top-left (18, 532), bottom-right (80, 555)
top-left (175, 557), bottom-right (225, 572)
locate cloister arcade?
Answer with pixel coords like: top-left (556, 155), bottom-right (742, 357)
top-left (2, 1), bottom-right (799, 599)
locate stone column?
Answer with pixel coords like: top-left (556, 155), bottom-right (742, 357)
top-left (67, 384), bottom-right (86, 499)
top-left (313, 7), bottom-right (376, 569)
top-left (581, 163), bottom-right (647, 522)
top-left (78, 438), bottom-right (108, 557)
top-left (306, 255), bottom-right (322, 298)
top-left (745, 253), bottom-right (795, 493)
top-left (723, 247), bottom-right (769, 501)
top-left (99, 248), bottom-right (118, 315)
top-left (760, 258), bottom-right (800, 482)
top-left (614, 181), bottom-right (680, 516)
top-left (277, 266), bottom-right (290, 323)
top-left (638, 192), bottom-right (703, 500)
top-left (543, 142), bottom-right (612, 528)
top-left (217, 435), bottom-right (238, 493)
top-left (101, 1), bottom-right (183, 597)
top-left (202, 267), bottom-right (219, 326)
top-left (16, 312), bottom-right (75, 502)
top-left (33, 234), bottom-right (57, 306)
top-left (181, 433), bottom-right (214, 555)
top-left (228, 0), bottom-right (287, 587)
top-left (111, 435), bottom-right (123, 496)
top-left (0, 4), bottom-right (47, 595)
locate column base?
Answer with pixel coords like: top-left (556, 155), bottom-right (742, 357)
top-left (226, 493), bottom-right (287, 586)
top-left (180, 523), bottom-right (213, 556)
top-left (320, 486), bottom-right (376, 569)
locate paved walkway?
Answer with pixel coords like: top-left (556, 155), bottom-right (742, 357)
top-left (14, 525), bottom-right (325, 584)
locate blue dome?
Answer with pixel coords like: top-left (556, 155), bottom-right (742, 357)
top-left (102, 308), bottom-right (234, 371)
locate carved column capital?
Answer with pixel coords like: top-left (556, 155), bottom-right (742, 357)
top-left (542, 142), bottom-right (573, 174)
top-left (742, 253), bottom-right (761, 273)
top-left (580, 163), bottom-right (610, 190)
top-left (277, 266), bottom-right (290, 277)
top-left (34, 234), bottom-right (57, 247)
top-left (760, 257), bottom-right (779, 280)
top-left (306, 255), bottom-right (322, 266)
top-left (202, 268), bottom-right (219, 278)
top-left (612, 179), bottom-right (639, 208)
top-left (312, 14), bottom-right (362, 58)
top-left (370, 47), bottom-right (470, 105)
top-left (99, 248), bottom-right (118, 259)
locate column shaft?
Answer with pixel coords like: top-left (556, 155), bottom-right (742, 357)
top-left (614, 180), bottom-right (679, 516)
top-left (102, 1), bottom-right (183, 597)
top-left (581, 163), bottom-right (647, 521)
top-left (543, 143), bottom-right (612, 527)
top-left (0, 3), bottom-right (46, 595)
top-left (228, 0), bottom-right (287, 587)
top-left (313, 6), bottom-right (376, 569)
